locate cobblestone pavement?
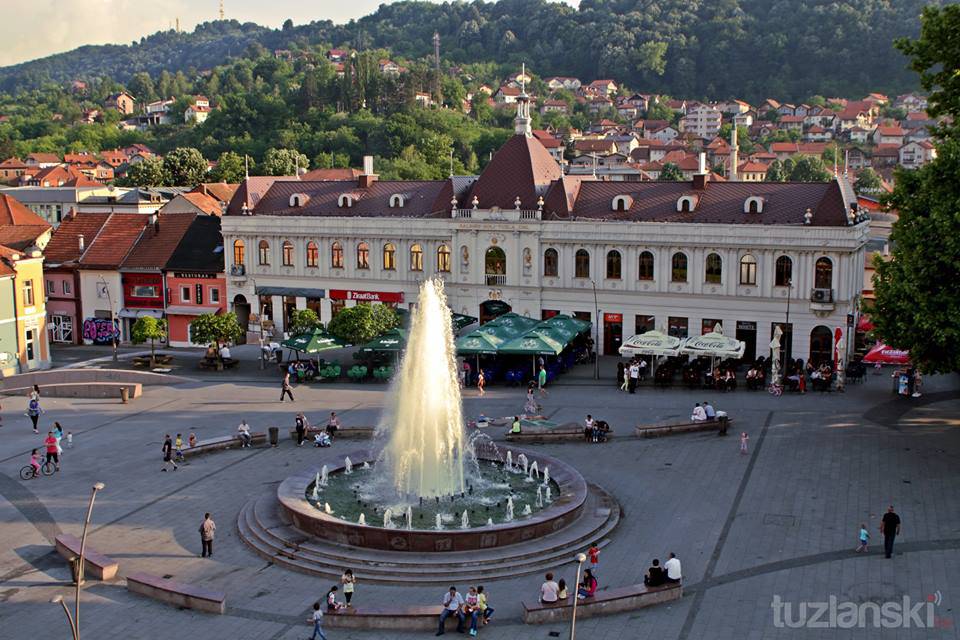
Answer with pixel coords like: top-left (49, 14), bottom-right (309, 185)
top-left (0, 366), bottom-right (958, 640)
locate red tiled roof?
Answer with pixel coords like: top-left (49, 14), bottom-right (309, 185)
top-left (469, 134), bottom-right (563, 210)
top-left (191, 182), bottom-right (239, 203)
top-left (875, 125), bottom-right (904, 136)
top-left (770, 142), bottom-right (800, 153)
top-left (122, 213), bottom-right (198, 270)
top-left (738, 161), bottom-right (769, 173)
top-left (225, 176), bottom-right (299, 215)
top-left (44, 212), bottom-right (111, 264)
top-left (496, 85), bottom-right (521, 96)
top-left (574, 139), bottom-right (617, 153)
top-left (180, 192), bottom-right (223, 216)
top-left (299, 168), bottom-right (362, 181)
top-left (251, 179), bottom-right (450, 217)
top-left (532, 130), bottom-right (562, 149)
top-left (0, 194), bottom-right (50, 227)
top-left (0, 157), bottom-right (28, 169)
top-left (27, 152), bottom-right (60, 164)
top-left (78, 213), bottom-right (149, 269)
top-left (779, 115), bottom-right (805, 123)
top-left (28, 165), bottom-right (100, 187)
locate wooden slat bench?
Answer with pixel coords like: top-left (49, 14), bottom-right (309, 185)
top-left (325, 605), bottom-right (462, 631)
top-left (522, 582), bottom-right (682, 624)
top-left (288, 426), bottom-right (375, 441)
top-left (180, 433), bottom-right (267, 458)
top-left (635, 418), bottom-right (732, 438)
top-left (506, 425), bottom-right (612, 444)
top-left (125, 572), bottom-right (225, 614)
top-left (54, 533), bottom-right (119, 581)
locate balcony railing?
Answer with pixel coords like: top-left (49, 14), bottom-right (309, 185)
top-left (452, 209), bottom-right (541, 221)
top-left (485, 274), bottom-right (507, 286)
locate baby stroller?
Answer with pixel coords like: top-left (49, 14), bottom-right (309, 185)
top-left (313, 431), bottom-right (332, 448)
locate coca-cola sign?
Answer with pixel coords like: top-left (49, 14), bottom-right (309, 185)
top-left (329, 289), bottom-right (404, 303)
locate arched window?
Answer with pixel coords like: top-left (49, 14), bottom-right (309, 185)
top-left (289, 193), bottom-right (309, 207)
top-left (389, 194), bottom-right (404, 208)
top-left (606, 250), bottom-right (622, 279)
top-left (671, 252), bottom-right (688, 282)
top-left (739, 254), bottom-right (757, 285)
top-left (638, 251), bottom-right (654, 281)
top-left (383, 243), bottom-right (396, 270)
top-left (331, 241), bottom-right (343, 268)
top-left (677, 195), bottom-right (698, 212)
top-left (705, 252), bottom-right (723, 284)
top-left (611, 195), bottom-right (633, 212)
top-left (575, 249), bottom-right (590, 278)
top-left (258, 240), bottom-right (270, 265)
top-left (410, 243), bottom-right (423, 271)
top-left (815, 257), bottom-right (833, 289)
top-left (282, 240), bottom-right (294, 266)
top-left (357, 242), bottom-right (370, 269)
top-left (338, 194), bottom-right (353, 208)
top-left (543, 248), bottom-right (558, 277)
top-left (232, 239), bottom-right (245, 265)
top-left (775, 255), bottom-right (793, 287)
top-left (743, 196), bottom-right (764, 214)
top-left (437, 245), bottom-right (451, 273)
top-left (810, 325), bottom-right (833, 366)
top-left (485, 246), bottom-right (505, 276)
top-left (306, 241), bottom-right (319, 267)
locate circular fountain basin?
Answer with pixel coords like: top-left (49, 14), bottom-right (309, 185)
top-left (278, 446), bottom-right (588, 552)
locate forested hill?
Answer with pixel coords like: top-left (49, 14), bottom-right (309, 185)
top-left (0, 0), bottom-right (937, 101)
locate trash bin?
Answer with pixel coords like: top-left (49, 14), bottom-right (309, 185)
top-left (717, 415), bottom-right (729, 436)
top-left (120, 387), bottom-right (129, 404)
top-left (268, 426), bottom-right (279, 447)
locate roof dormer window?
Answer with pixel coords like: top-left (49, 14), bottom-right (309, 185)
top-left (389, 194), bottom-right (405, 208)
top-left (744, 196), bottom-right (764, 214)
top-left (611, 195), bottom-right (633, 212)
top-left (338, 194), bottom-right (354, 208)
top-left (676, 195), bottom-right (699, 213)
top-left (289, 193), bottom-right (309, 207)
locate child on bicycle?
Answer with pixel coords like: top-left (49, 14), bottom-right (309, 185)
top-left (29, 449), bottom-right (41, 476)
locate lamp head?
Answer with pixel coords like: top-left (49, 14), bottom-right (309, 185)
top-left (93, 482), bottom-right (105, 491)
top-left (50, 595), bottom-right (63, 604)
top-left (575, 552), bottom-right (587, 563)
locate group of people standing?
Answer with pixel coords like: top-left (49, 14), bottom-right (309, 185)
top-left (618, 358), bottom-right (648, 393)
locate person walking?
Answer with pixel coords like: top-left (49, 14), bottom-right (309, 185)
top-left (199, 512), bottom-right (216, 557)
top-left (739, 431), bottom-right (749, 455)
top-left (341, 568), bottom-right (356, 606)
top-left (52, 422), bottom-right (64, 455)
top-left (537, 365), bottom-right (548, 396)
top-left (628, 361), bottom-right (639, 393)
top-left (881, 505), bottom-right (901, 558)
top-left (161, 434), bottom-right (178, 471)
top-left (588, 542), bottom-right (601, 573)
top-left (477, 370), bottom-right (485, 397)
top-left (307, 601), bottom-right (327, 640)
top-left (856, 523), bottom-right (870, 553)
top-left (280, 372), bottom-right (295, 402)
top-left (295, 413), bottom-right (307, 447)
top-left (43, 431), bottom-right (60, 471)
top-left (436, 586), bottom-right (465, 635)
top-left (27, 396), bottom-right (43, 434)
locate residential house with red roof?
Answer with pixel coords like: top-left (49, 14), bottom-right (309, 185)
top-left (163, 215), bottom-right (226, 347)
top-left (157, 192), bottom-right (224, 216)
top-left (872, 124), bottom-right (905, 146)
top-left (0, 158), bottom-right (29, 184)
top-left (898, 140), bottom-right (936, 169)
top-left (26, 153), bottom-right (60, 168)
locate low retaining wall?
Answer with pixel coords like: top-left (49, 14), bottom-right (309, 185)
top-left (126, 572), bottom-right (225, 614)
top-left (2, 382), bottom-right (142, 399)
top-left (0, 368), bottom-right (190, 390)
top-left (325, 606), bottom-right (455, 630)
top-left (523, 582), bottom-right (682, 623)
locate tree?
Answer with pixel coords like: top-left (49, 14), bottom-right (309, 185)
top-left (130, 316), bottom-right (167, 366)
top-left (190, 312), bottom-right (243, 366)
top-left (788, 156), bottom-right (831, 182)
top-left (658, 162), bottom-right (683, 181)
top-left (118, 157), bottom-right (165, 186)
top-left (645, 101), bottom-right (673, 122)
top-left (162, 147), bottom-right (208, 185)
top-left (854, 168), bottom-right (883, 194)
top-left (873, 5), bottom-right (960, 374)
top-left (210, 151), bottom-right (247, 183)
top-left (262, 147), bottom-right (308, 176)
top-left (765, 160), bottom-right (786, 182)
top-left (288, 309), bottom-right (321, 335)
top-left (326, 303), bottom-right (398, 345)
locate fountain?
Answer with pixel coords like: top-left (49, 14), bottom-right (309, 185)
top-left (522, 504), bottom-right (532, 516)
top-left (324, 502), bottom-right (333, 514)
top-left (406, 506), bottom-right (413, 530)
top-left (312, 473), bottom-right (320, 500)
top-left (383, 508), bottom-right (394, 529)
top-left (528, 461), bottom-right (539, 482)
top-left (546, 486), bottom-right (552, 503)
top-left (517, 454), bottom-right (529, 476)
top-left (505, 451), bottom-right (513, 472)
top-left (543, 466), bottom-right (549, 486)
top-left (358, 513), bottom-right (366, 525)
top-left (536, 485), bottom-right (543, 508)
top-left (435, 514), bottom-right (443, 530)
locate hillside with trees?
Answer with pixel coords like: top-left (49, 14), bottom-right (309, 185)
top-left (0, 0), bottom-right (939, 102)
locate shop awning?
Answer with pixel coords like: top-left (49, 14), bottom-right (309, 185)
top-left (165, 305), bottom-right (222, 316)
top-left (862, 342), bottom-right (910, 365)
top-left (118, 308), bottom-right (164, 319)
top-left (282, 328), bottom-right (350, 354)
top-left (539, 314), bottom-right (591, 335)
top-left (499, 329), bottom-right (565, 356)
top-left (483, 312), bottom-right (540, 337)
top-left (452, 313), bottom-right (478, 331)
top-left (254, 286), bottom-right (326, 298)
top-left (619, 330), bottom-right (681, 357)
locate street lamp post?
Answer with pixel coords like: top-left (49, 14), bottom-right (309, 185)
top-left (590, 280), bottom-right (599, 380)
top-left (97, 277), bottom-right (118, 363)
top-left (50, 595), bottom-right (77, 640)
top-left (73, 482), bottom-right (105, 639)
top-left (783, 279), bottom-right (792, 384)
top-left (570, 552), bottom-right (587, 640)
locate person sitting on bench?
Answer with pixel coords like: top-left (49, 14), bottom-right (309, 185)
top-left (325, 412), bottom-right (340, 437)
top-left (643, 559), bottom-right (666, 587)
top-left (510, 416), bottom-right (522, 435)
top-left (703, 401), bottom-right (716, 421)
top-left (691, 403), bottom-right (707, 422)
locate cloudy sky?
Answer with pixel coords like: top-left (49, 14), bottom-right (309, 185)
top-left (3, 0), bottom-right (578, 67)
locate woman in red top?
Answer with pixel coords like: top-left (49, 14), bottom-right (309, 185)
top-left (44, 431), bottom-right (60, 471)
top-left (577, 569), bottom-right (598, 599)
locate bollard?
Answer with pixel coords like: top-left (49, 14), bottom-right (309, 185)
top-left (120, 387), bottom-right (129, 404)
top-left (268, 426), bottom-right (279, 447)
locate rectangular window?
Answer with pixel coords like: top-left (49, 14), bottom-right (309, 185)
top-left (63, 280), bottom-right (71, 294)
top-left (702, 318), bottom-right (722, 335)
top-left (132, 285), bottom-right (159, 298)
top-left (25, 329), bottom-right (35, 360)
top-left (635, 314), bottom-right (655, 335)
top-left (181, 286), bottom-right (191, 303)
top-left (668, 316), bottom-right (688, 338)
top-left (209, 287), bottom-right (220, 303)
top-left (195, 283), bottom-right (204, 305)
top-left (23, 280), bottom-right (34, 306)
top-left (46, 280), bottom-right (55, 295)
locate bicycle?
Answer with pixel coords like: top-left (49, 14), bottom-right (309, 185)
top-left (767, 382), bottom-right (783, 397)
top-left (20, 460), bottom-right (56, 480)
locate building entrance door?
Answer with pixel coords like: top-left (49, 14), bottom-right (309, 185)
top-left (603, 313), bottom-right (623, 355)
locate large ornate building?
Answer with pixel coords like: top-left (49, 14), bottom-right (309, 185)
top-left (222, 92), bottom-right (868, 365)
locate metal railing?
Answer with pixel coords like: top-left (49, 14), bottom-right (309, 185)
top-left (485, 274), bottom-right (507, 286)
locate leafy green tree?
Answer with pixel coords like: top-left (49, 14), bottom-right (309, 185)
top-left (130, 316), bottom-right (167, 366)
top-left (873, 4), bottom-right (960, 373)
top-left (326, 303), bottom-right (398, 345)
top-left (118, 157), bottom-right (166, 186)
top-left (788, 156), bottom-right (831, 182)
top-left (210, 151), bottom-right (247, 183)
top-left (288, 309), bottom-right (321, 335)
top-left (854, 168), bottom-right (883, 194)
top-left (645, 101), bottom-right (673, 122)
top-left (262, 147), bottom-right (308, 175)
top-left (127, 72), bottom-right (156, 102)
top-left (162, 147), bottom-right (208, 185)
top-left (765, 160), bottom-right (787, 182)
top-left (658, 162), bottom-right (683, 181)
top-left (190, 312), bottom-right (243, 365)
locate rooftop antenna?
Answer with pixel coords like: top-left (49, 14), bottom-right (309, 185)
top-left (219, 0), bottom-right (225, 20)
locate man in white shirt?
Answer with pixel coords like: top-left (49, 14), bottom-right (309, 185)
top-left (219, 344), bottom-right (231, 360)
top-left (691, 403), bottom-right (707, 422)
top-left (664, 552), bottom-right (682, 583)
top-left (628, 362), bottom-right (640, 393)
top-left (237, 420), bottom-right (252, 447)
top-left (540, 572), bottom-right (560, 603)
top-left (437, 586), bottom-right (465, 635)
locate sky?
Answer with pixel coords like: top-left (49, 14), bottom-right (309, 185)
top-left (3, 0), bottom-right (578, 67)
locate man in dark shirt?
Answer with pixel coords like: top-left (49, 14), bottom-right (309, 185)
top-left (881, 505), bottom-right (901, 558)
top-left (643, 559), bottom-right (666, 587)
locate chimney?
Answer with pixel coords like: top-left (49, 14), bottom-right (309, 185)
top-left (358, 155), bottom-right (378, 188)
top-left (692, 151), bottom-right (709, 190)
top-left (729, 125), bottom-right (739, 181)
top-left (698, 152), bottom-right (707, 175)
top-left (78, 233), bottom-right (85, 253)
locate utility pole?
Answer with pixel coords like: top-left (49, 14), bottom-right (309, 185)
top-left (433, 31), bottom-right (441, 102)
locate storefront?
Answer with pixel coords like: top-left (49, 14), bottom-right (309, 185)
top-left (603, 312), bottom-right (623, 355)
top-left (120, 272), bottom-right (165, 341)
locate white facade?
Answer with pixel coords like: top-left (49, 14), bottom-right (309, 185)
top-left (679, 107), bottom-right (722, 139)
top-left (223, 210), bottom-right (867, 364)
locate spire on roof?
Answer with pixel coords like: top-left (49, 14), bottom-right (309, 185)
top-left (514, 63), bottom-right (532, 137)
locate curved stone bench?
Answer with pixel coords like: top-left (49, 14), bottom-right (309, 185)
top-left (287, 425), bottom-right (375, 441)
top-left (54, 533), bottom-right (119, 581)
top-left (634, 418), bottom-right (733, 438)
top-left (126, 572), bottom-right (225, 614)
top-left (522, 582), bottom-right (682, 624)
top-left (325, 605), bottom-right (463, 631)
top-left (506, 425), bottom-right (613, 443)
top-left (1, 382), bottom-right (142, 399)
top-left (1, 368), bottom-right (189, 388)
top-left (181, 433), bottom-right (267, 458)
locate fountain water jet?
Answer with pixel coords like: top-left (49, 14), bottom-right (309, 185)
top-left (344, 457), bottom-right (353, 475)
top-left (461, 510), bottom-right (469, 529)
top-left (505, 497), bottom-right (515, 522)
top-left (358, 513), bottom-right (366, 525)
top-left (320, 465), bottom-right (329, 486)
top-left (435, 514), bottom-right (443, 530)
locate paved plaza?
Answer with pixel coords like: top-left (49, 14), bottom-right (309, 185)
top-left (1, 358), bottom-right (959, 639)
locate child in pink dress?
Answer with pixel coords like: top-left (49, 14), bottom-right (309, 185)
top-left (739, 432), bottom-right (749, 455)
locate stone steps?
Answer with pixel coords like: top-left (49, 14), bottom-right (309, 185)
top-left (237, 484), bottom-right (620, 585)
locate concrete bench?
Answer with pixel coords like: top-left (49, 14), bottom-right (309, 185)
top-left (126, 572), bottom-right (225, 614)
top-left (288, 425), bottom-right (375, 441)
top-left (522, 582), bottom-right (682, 624)
top-left (635, 418), bottom-right (732, 438)
top-left (325, 605), bottom-right (462, 631)
top-left (198, 357), bottom-right (238, 370)
top-left (1, 382), bottom-right (142, 400)
top-left (54, 533), bottom-right (119, 581)
top-left (506, 426), bottom-right (613, 443)
top-left (180, 433), bottom-right (266, 458)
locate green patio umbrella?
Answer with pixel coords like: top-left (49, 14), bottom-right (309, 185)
top-left (451, 313), bottom-right (478, 332)
top-left (499, 329), bottom-right (566, 378)
top-left (360, 328), bottom-right (408, 352)
top-left (483, 312), bottom-right (540, 337)
top-left (540, 314), bottom-right (591, 335)
top-left (456, 330), bottom-right (505, 355)
top-left (281, 327), bottom-right (350, 354)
